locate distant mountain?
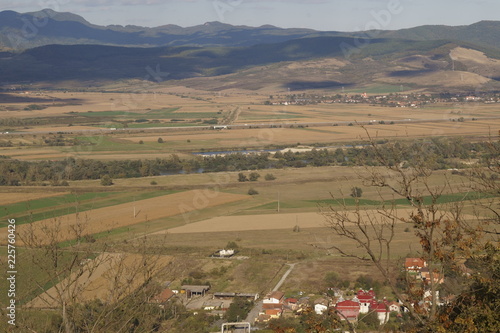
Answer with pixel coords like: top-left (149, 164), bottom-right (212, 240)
top-left (377, 21), bottom-right (500, 52)
top-left (0, 9), bottom-right (332, 50)
top-left (1, 9), bottom-right (499, 52)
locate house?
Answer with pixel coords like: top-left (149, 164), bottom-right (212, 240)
top-left (388, 301), bottom-right (400, 313)
top-left (255, 314), bottom-right (272, 323)
top-left (405, 258), bottom-right (427, 273)
top-left (151, 288), bottom-right (175, 305)
top-left (265, 308), bottom-right (283, 319)
top-left (263, 291), bottom-right (285, 311)
top-left (354, 289), bottom-right (375, 314)
top-left (314, 298), bottom-right (329, 315)
top-left (336, 300), bottom-right (360, 322)
top-left (263, 291), bottom-right (284, 305)
top-left (372, 303), bottom-right (389, 325)
top-left (284, 298), bottom-right (298, 311)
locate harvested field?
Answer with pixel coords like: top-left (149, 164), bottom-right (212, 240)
top-left (0, 190), bottom-right (248, 245)
top-left (162, 208), bottom-right (477, 235)
top-left (27, 253), bottom-right (172, 308)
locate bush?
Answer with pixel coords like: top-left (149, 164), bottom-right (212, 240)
top-left (157, 137), bottom-right (164, 143)
top-left (150, 180), bottom-right (157, 185)
top-left (265, 173), bottom-right (276, 181)
top-left (249, 172), bottom-right (261, 181)
top-left (238, 173), bottom-right (248, 182)
top-left (248, 188), bottom-right (259, 195)
top-left (100, 175), bottom-right (113, 186)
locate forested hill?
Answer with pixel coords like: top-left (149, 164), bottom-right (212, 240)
top-left (1, 9), bottom-right (499, 51)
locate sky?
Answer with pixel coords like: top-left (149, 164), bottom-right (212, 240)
top-left (0, 0), bottom-right (499, 31)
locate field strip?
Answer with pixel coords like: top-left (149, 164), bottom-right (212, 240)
top-left (27, 253), bottom-right (172, 308)
top-left (162, 209), bottom-right (477, 234)
top-left (0, 192), bottom-right (70, 206)
top-left (0, 190), bottom-right (248, 245)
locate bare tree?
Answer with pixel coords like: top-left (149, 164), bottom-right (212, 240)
top-left (320, 130), bottom-right (498, 331)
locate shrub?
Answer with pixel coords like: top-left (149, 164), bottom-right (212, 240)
top-left (249, 172), bottom-right (261, 181)
top-left (265, 173), bottom-right (276, 181)
top-left (238, 173), bottom-right (248, 182)
top-left (248, 188), bottom-right (259, 195)
top-left (100, 175), bottom-right (113, 186)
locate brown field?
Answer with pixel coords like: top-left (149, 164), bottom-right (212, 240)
top-left (116, 119), bottom-right (500, 148)
top-left (2, 89), bottom-right (498, 161)
top-left (0, 190), bottom-right (248, 245)
top-left (27, 253), bottom-right (172, 308)
top-left (0, 192), bottom-right (69, 205)
top-left (158, 209), bottom-right (475, 235)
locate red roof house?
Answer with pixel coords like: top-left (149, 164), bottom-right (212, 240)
top-left (405, 258), bottom-right (427, 273)
top-left (336, 300), bottom-right (360, 322)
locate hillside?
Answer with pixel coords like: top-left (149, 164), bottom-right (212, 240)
top-left (1, 36), bottom-right (499, 92)
top-left (1, 9), bottom-right (500, 52)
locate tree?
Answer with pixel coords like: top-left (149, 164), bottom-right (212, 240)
top-left (13, 208), bottom-right (167, 333)
top-left (249, 172), bottom-right (261, 181)
top-left (100, 175), bottom-right (113, 186)
top-left (238, 173), bottom-right (248, 182)
top-left (320, 131), bottom-right (499, 332)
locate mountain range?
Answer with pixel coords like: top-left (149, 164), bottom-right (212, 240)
top-left (0, 9), bottom-right (499, 91)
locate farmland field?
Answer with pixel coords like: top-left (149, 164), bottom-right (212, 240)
top-left (0, 190), bottom-right (248, 245)
top-left (1, 85), bottom-right (498, 321)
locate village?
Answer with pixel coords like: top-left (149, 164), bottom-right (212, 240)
top-left (265, 91), bottom-right (500, 108)
top-left (150, 251), bottom-right (446, 332)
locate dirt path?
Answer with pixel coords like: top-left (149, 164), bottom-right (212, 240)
top-left (273, 263), bottom-right (296, 292)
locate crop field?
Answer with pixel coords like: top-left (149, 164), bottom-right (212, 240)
top-left (27, 253), bottom-right (173, 308)
top-left (1, 89), bottom-right (498, 162)
top-left (0, 190), bottom-right (248, 245)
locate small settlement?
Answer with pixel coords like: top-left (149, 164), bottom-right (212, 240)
top-left (150, 257), bottom-right (446, 330)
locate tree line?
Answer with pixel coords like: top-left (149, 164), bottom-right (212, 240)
top-left (0, 137), bottom-right (497, 185)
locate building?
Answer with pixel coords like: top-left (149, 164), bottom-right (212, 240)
top-left (284, 298), bottom-right (298, 311)
top-left (420, 267), bottom-right (445, 284)
top-left (314, 298), bottom-right (329, 315)
top-left (354, 289), bottom-right (376, 314)
top-left (336, 300), bottom-right (360, 322)
top-left (372, 303), bottom-right (389, 325)
top-left (181, 285), bottom-right (210, 298)
top-left (405, 258), bottom-right (427, 273)
top-left (262, 291), bottom-right (285, 304)
top-left (151, 288), bottom-right (175, 306)
top-left (388, 301), bottom-right (401, 313)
